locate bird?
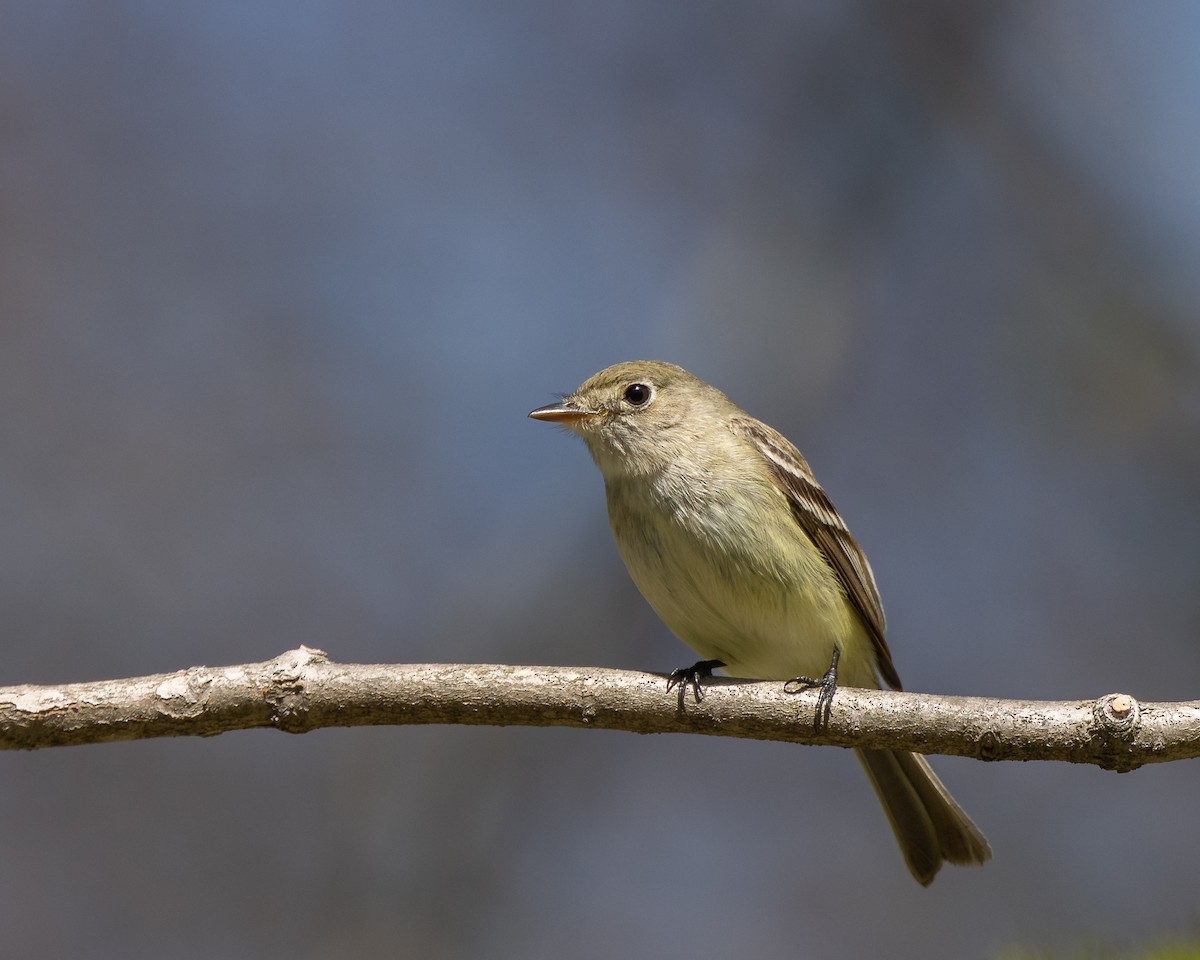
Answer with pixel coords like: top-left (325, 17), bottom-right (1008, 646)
top-left (529, 360), bottom-right (991, 885)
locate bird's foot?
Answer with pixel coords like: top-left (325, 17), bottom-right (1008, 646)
top-left (784, 647), bottom-right (841, 732)
top-left (666, 659), bottom-right (725, 704)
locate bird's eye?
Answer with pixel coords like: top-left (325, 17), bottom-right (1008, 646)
top-left (624, 383), bottom-right (652, 406)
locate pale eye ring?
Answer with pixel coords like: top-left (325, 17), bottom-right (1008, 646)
top-left (624, 383), bottom-right (652, 406)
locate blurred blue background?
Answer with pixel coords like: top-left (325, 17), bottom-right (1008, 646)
top-left (2, 2), bottom-right (1199, 957)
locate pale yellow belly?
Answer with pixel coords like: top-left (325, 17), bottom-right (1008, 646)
top-left (609, 487), bottom-right (881, 689)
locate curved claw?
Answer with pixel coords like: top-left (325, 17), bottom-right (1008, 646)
top-left (666, 659), bottom-right (725, 704)
top-left (784, 647), bottom-right (841, 732)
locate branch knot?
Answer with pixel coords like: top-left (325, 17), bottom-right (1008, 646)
top-left (1091, 693), bottom-right (1143, 772)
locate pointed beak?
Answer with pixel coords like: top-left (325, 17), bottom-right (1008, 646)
top-left (528, 399), bottom-right (599, 424)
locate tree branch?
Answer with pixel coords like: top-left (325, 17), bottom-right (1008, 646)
top-left (2, 646), bottom-right (1197, 770)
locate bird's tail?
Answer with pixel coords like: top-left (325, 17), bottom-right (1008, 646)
top-left (856, 748), bottom-right (992, 885)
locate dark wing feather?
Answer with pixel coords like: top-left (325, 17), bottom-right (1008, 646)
top-left (730, 417), bottom-right (902, 690)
